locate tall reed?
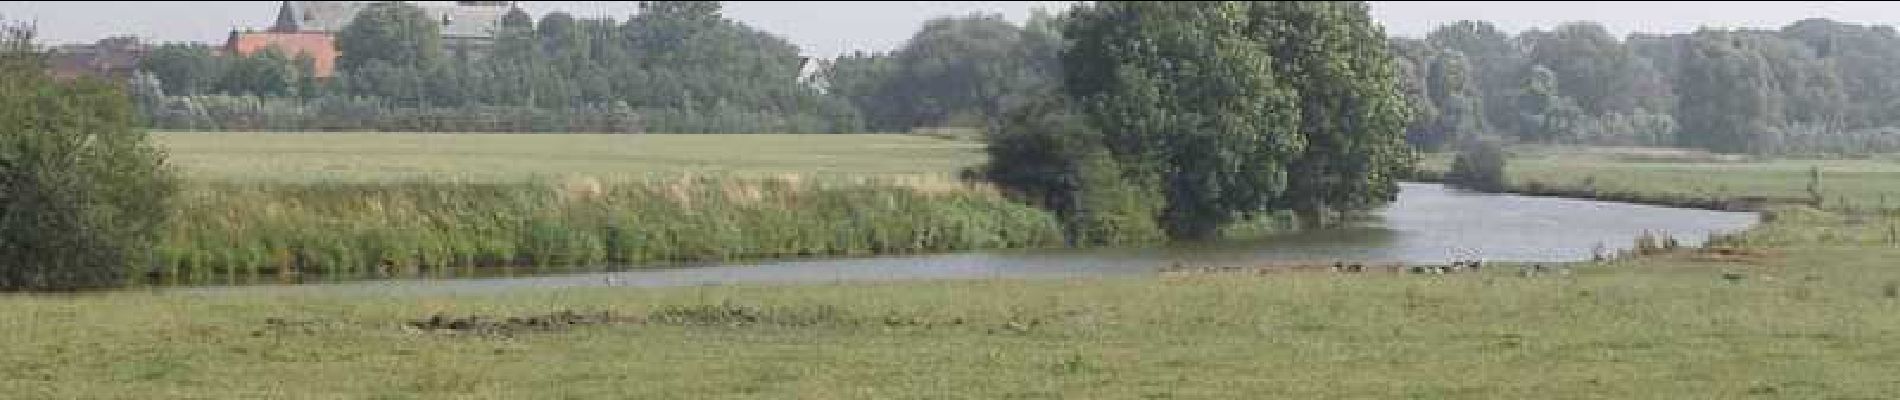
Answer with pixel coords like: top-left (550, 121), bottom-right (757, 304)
top-left (147, 176), bottom-right (1064, 285)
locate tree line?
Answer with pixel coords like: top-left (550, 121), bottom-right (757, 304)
top-left (1395, 19), bottom-right (1900, 155)
top-left (829, 13), bottom-right (1900, 156)
top-left (136, 1), bottom-right (858, 133)
top-left (126, 1), bottom-right (1900, 155)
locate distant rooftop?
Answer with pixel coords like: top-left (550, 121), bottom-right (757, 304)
top-left (273, 1), bottom-right (508, 39)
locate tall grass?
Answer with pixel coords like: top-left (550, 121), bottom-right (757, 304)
top-left (147, 176), bottom-right (1063, 285)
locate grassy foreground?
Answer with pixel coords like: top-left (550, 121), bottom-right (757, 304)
top-left (6, 230), bottom-right (1900, 398)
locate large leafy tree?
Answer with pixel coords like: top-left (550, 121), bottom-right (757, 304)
top-left (888, 14), bottom-right (1060, 130)
top-left (336, 1), bottom-right (443, 71)
top-left (1675, 30), bottom-right (1785, 154)
top-left (137, 43), bottom-right (226, 96)
top-left (1063, 1), bottom-right (1304, 240)
top-left (1419, 50), bottom-right (1488, 150)
top-left (822, 12), bottom-right (1063, 132)
top-left (1254, 1), bottom-right (1415, 227)
top-left (1522, 22), bottom-right (1646, 115)
top-left (1427, 20), bottom-right (1526, 134)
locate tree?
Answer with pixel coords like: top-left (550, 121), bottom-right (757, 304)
top-left (817, 51), bottom-right (902, 129)
top-left (138, 43), bottom-right (225, 96)
top-left (1427, 20), bottom-right (1527, 134)
top-left (851, 13), bottom-right (1062, 131)
top-left (1514, 64), bottom-right (1571, 142)
top-left (984, 95), bottom-right (1162, 245)
top-left (1254, 1), bottom-right (1416, 228)
top-left (0, 21), bottom-right (177, 290)
top-left (335, 1), bottom-right (443, 71)
top-left (1522, 22), bottom-right (1648, 115)
top-left (217, 48), bottom-right (297, 97)
top-left (1421, 50), bottom-right (1488, 150)
top-left (1447, 139), bottom-right (1507, 192)
top-left (1676, 30), bottom-right (1785, 154)
top-left (1062, 1), bottom-right (1305, 240)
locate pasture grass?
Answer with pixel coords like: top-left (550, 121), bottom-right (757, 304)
top-left (1419, 146), bottom-right (1900, 211)
top-left (7, 209), bottom-right (1900, 398)
top-left (152, 132), bottom-right (987, 183)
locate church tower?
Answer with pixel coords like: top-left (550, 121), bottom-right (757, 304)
top-left (269, 1), bottom-right (300, 33)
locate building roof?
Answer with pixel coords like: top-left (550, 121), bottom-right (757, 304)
top-left (275, 1), bottom-right (505, 39)
top-left (47, 38), bottom-right (148, 81)
top-left (428, 3), bottom-right (506, 39)
top-left (226, 31), bottom-right (340, 78)
top-left (282, 1), bottom-right (366, 33)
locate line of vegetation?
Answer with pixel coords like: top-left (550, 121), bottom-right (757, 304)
top-left (134, 1), bottom-right (861, 134)
top-left (148, 178), bottom-right (1064, 286)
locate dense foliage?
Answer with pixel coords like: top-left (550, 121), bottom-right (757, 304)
top-left (819, 12), bottom-right (1063, 132)
top-left (1392, 18), bottom-right (1900, 155)
top-left (987, 1), bottom-right (1414, 241)
top-left (112, 1), bottom-right (1900, 155)
top-left (1446, 140), bottom-right (1507, 192)
top-left (138, 1), bottom-right (858, 133)
top-left (0, 22), bottom-right (177, 291)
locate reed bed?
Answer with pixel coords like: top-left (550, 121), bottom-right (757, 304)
top-left (147, 176), bottom-right (1063, 285)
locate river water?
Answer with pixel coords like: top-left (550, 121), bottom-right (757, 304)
top-left (178, 183), bottom-right (1759, 295)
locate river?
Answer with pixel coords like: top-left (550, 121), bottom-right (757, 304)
top-left (176, 183), bottom-right (1759, 295)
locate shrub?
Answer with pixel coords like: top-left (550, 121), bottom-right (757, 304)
top-left (0, 23), bottom-right (178, 291)
top-left (1067, 151), bottom-right (1164, 246)
top-left (1447, 140), bottom-right (1508, 192)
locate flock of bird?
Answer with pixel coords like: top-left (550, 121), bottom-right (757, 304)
top-left (1160, 259), bottom-right (1574, 277)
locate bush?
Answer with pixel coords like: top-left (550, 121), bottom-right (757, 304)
top-left (0, 23), bottom-right (178, 291)
top-left (984, 96), bottom-right (1166, 246)
top-left (1447, 140), bottom-right (1508, 192)
top-left (1067, 151), bottom-right (1164, 246)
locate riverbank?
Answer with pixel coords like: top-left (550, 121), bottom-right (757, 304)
top-left (1407, 169), bottom-right (1810, 212)
top-left (1414, 147), bottom-right (1900, 213)
top-left (9, 218), bottom-right (1899, 398)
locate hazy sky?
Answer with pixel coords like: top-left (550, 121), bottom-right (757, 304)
top-left (3, 1), bottom-right (1900, 58)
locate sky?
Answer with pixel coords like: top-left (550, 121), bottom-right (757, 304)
top-left (3, 1), bottom-right (1900, 58)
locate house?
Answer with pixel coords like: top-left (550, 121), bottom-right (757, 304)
top-left (224, 31), bottom-right (339, 77)
top-left (225, 1), bottom-right (512, 78)
top-left (47, 36), bottom-right (148, 81)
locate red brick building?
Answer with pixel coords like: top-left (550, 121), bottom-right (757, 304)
top-left (224, 31), bottom-right (339, 77)
top-left (224, 1), bottom-right (509, 78)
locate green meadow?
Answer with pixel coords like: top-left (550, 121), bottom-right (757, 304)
top-left (12, 137), bottom-right (1900, 397)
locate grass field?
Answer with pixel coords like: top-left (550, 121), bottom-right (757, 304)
top-left (8, 220), bottom-right (1900, 398)
top-left (17, 139), bottom-right (1900, 397)
top-left (1419, 146), bottom-right (1900, 211)
top-left (154, 132), bottom-right (987, 182)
